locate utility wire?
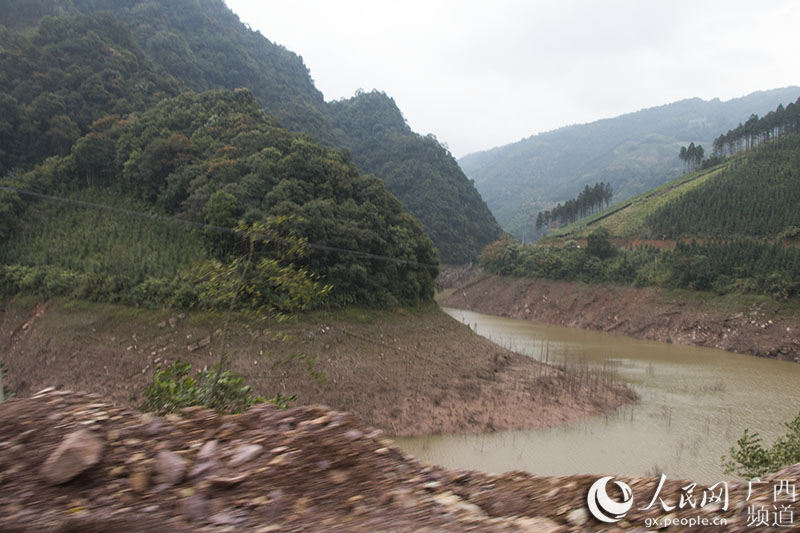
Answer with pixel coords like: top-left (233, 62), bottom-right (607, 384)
top-left (0, 185), bottom-right (439, 270)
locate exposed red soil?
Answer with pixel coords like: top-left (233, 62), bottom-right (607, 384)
top-left (442, 274), bottom-right (800, 362)
top-left (0, 298), bottom-right (635, 438)
top-left (2, 390), bottom-right (795, 532)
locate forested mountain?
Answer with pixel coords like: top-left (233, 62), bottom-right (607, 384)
top-left (479, 105), bottom-right (800, 299)
top-left (480, 127), bottom-right (800, 299)
top-left (544, 98), bottom-right (800, 243)
top-left (460, 87), bottom-right (800, 238)
top-left (0, 10), bottom-right (438, 307)
top-left (329, 91), bottom-right (501, 263)
top-left (0, 0), bottom-right (501, 263)
top-left (0, 13), bottom-right (181, 174)
top-left (1, 0), bottom-right (334, 142)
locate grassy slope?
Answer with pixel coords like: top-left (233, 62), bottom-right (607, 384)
top-left (542, 157), bottom-right (736, 241)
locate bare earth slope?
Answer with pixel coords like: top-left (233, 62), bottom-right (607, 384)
top-left (0, 298), bottom-right (633, 437)
top-left (442, 275), bottom-right (800, 362)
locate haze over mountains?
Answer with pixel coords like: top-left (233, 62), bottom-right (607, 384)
top-left (460, 87), bottom-right (800, 239)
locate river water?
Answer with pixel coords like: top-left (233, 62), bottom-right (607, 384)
top-left (392, 308), bottom-right (800, 483)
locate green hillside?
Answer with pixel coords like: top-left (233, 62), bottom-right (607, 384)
top-left (647, 135), bottom-right (800, 239)
top-left (0, 0), bottom-right (501, 263)
top-left (460, 88), bottom-right (800, 239)
top-left (0, 0), bottom-right (334, 143)
top-left (329, 91), bottom-right (502, 263)
top-left (543, 164), bottom-right (729, 241)
top-left (0, 88), bottom-right (438, 308)
top-left (479, 126), bottom-right (800, 300)
top-left (548, 108), bottom-right (800, 243)
top-left (0, 13), bottom-right (181, 174)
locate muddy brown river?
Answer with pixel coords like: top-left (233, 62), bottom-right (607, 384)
top-left (392, 308), bottom-right (800, 483)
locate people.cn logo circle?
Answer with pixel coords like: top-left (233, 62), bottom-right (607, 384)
top-left (587, 476), bottom-right (634, 523)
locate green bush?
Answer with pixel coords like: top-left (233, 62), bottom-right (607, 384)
top-left (478, 237), bottom-right (800, 301)
top-left (723, 413), bottom-right (800, 478)
top-left (139, 361), bottom-right (294, 415)
top-left (586, 228), bottom-right (616, 259)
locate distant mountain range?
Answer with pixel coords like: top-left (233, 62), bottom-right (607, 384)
top-left (478, 122), bottom-right (800, 301)
top-left (459, 87), bottom-right (800, 239)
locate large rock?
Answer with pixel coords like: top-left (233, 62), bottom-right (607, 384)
top-left (196, 439), bottom-right (218, 462)
top-left (153, 449), bottom-right (186, 487)
top-left (182, 494), bottom-right (208, 522)
top-left (40, 429), bottom-right (105, 485)
top-left (228, 444), bottom-right (263, 467)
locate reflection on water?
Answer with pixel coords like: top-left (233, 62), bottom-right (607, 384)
top-left (392, 308), bottom-right (800, 483)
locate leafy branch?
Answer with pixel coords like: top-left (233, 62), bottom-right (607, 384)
top-left (723, 413), bottom-right (800, 478)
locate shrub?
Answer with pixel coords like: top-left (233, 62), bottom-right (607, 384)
top-left (723, 413), bottom-right (800, 478)
top-left (139, 361), bottom-right (295, 415)
top-left (586, 228), bottom-right (616, 259)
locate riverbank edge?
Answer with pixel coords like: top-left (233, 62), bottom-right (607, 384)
top-left (441, 274), bottom-right (800, 362)
top-left (0, 296), bottom-right (636, 437)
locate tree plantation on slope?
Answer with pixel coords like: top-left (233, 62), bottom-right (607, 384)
top-left (0, 90), bottom-right (438, 308)
top-left (460, 87), bottom-right (800, 239)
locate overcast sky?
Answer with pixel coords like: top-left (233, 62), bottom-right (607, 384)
top-left (224, 1), bottom-right (799, 158)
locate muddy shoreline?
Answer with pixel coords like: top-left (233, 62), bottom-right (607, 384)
top-left (441, 274), bottom-right (800, 362)
top-left (0, 298), bottom-right (635, 437)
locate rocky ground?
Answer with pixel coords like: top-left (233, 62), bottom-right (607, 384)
top-left (0, 298), bottom-right (634, 437)
top-left (435, 263), bottom-right (482, 291)
top-left (1, 390), bottom-right (797, 532)
top-left (442, 274), bottom-right (800, 363)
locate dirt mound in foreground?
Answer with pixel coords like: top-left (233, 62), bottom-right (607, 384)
top-left (1, 391), bottom-right (796, 532)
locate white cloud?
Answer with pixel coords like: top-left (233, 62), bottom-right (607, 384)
top-left (225, 0), bottom-right (800, 157)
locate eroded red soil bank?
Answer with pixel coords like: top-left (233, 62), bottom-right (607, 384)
top-left (442, 275), bottom-right (800, 362)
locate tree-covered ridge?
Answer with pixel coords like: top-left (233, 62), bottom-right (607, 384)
top-left (479, 235), bottom-right (800, 300)
top-left (460, 88), bottom-right (800, 239)
top-left (712, 97), bottom-right (800, 156)
top-left (646, 132), bottom-right (800, 239)
top-left (0, 12), bottom-right (181, 174)
top-left (116, 0), bottom-right (335, 145)
top-left (1, 0), bottom-right (501, 263)
top-left (1, 89), bottom-right (438, 307)
top-left (329, 90), bottom-right (502, 263)
top-left (0, 0), bottom-right (334, 143)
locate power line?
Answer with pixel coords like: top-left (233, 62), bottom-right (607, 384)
top-left (0, 185), bottom-right (439, 270)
